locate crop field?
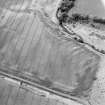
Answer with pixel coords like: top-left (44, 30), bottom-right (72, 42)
top-left (0, 0), bottom-right (101, 102)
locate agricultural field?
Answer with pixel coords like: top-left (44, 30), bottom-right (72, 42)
top-left (0, 0), bottom-right (104, 105)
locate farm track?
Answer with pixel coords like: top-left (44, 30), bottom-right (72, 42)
top-left (0, 67), bottom-right (89, 105)
top-left (0, 77), bottom-right (68, 105)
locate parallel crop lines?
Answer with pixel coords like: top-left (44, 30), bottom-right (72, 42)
top-left (11, 15), bottom-right (34, 69)
top-left (0, 0), bottom-right (26, 66)
top-left (5, 0), bottom-right (30, 66)
top-left (21, 15), bottom-right (45, 73)
top-left (17, 13), bottom-right (41, 72)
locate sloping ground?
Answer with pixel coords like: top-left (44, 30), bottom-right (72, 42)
top-left (0, 0), bottom-right (102, 104)
top-left (55, 0), bottom-right (105, 104)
